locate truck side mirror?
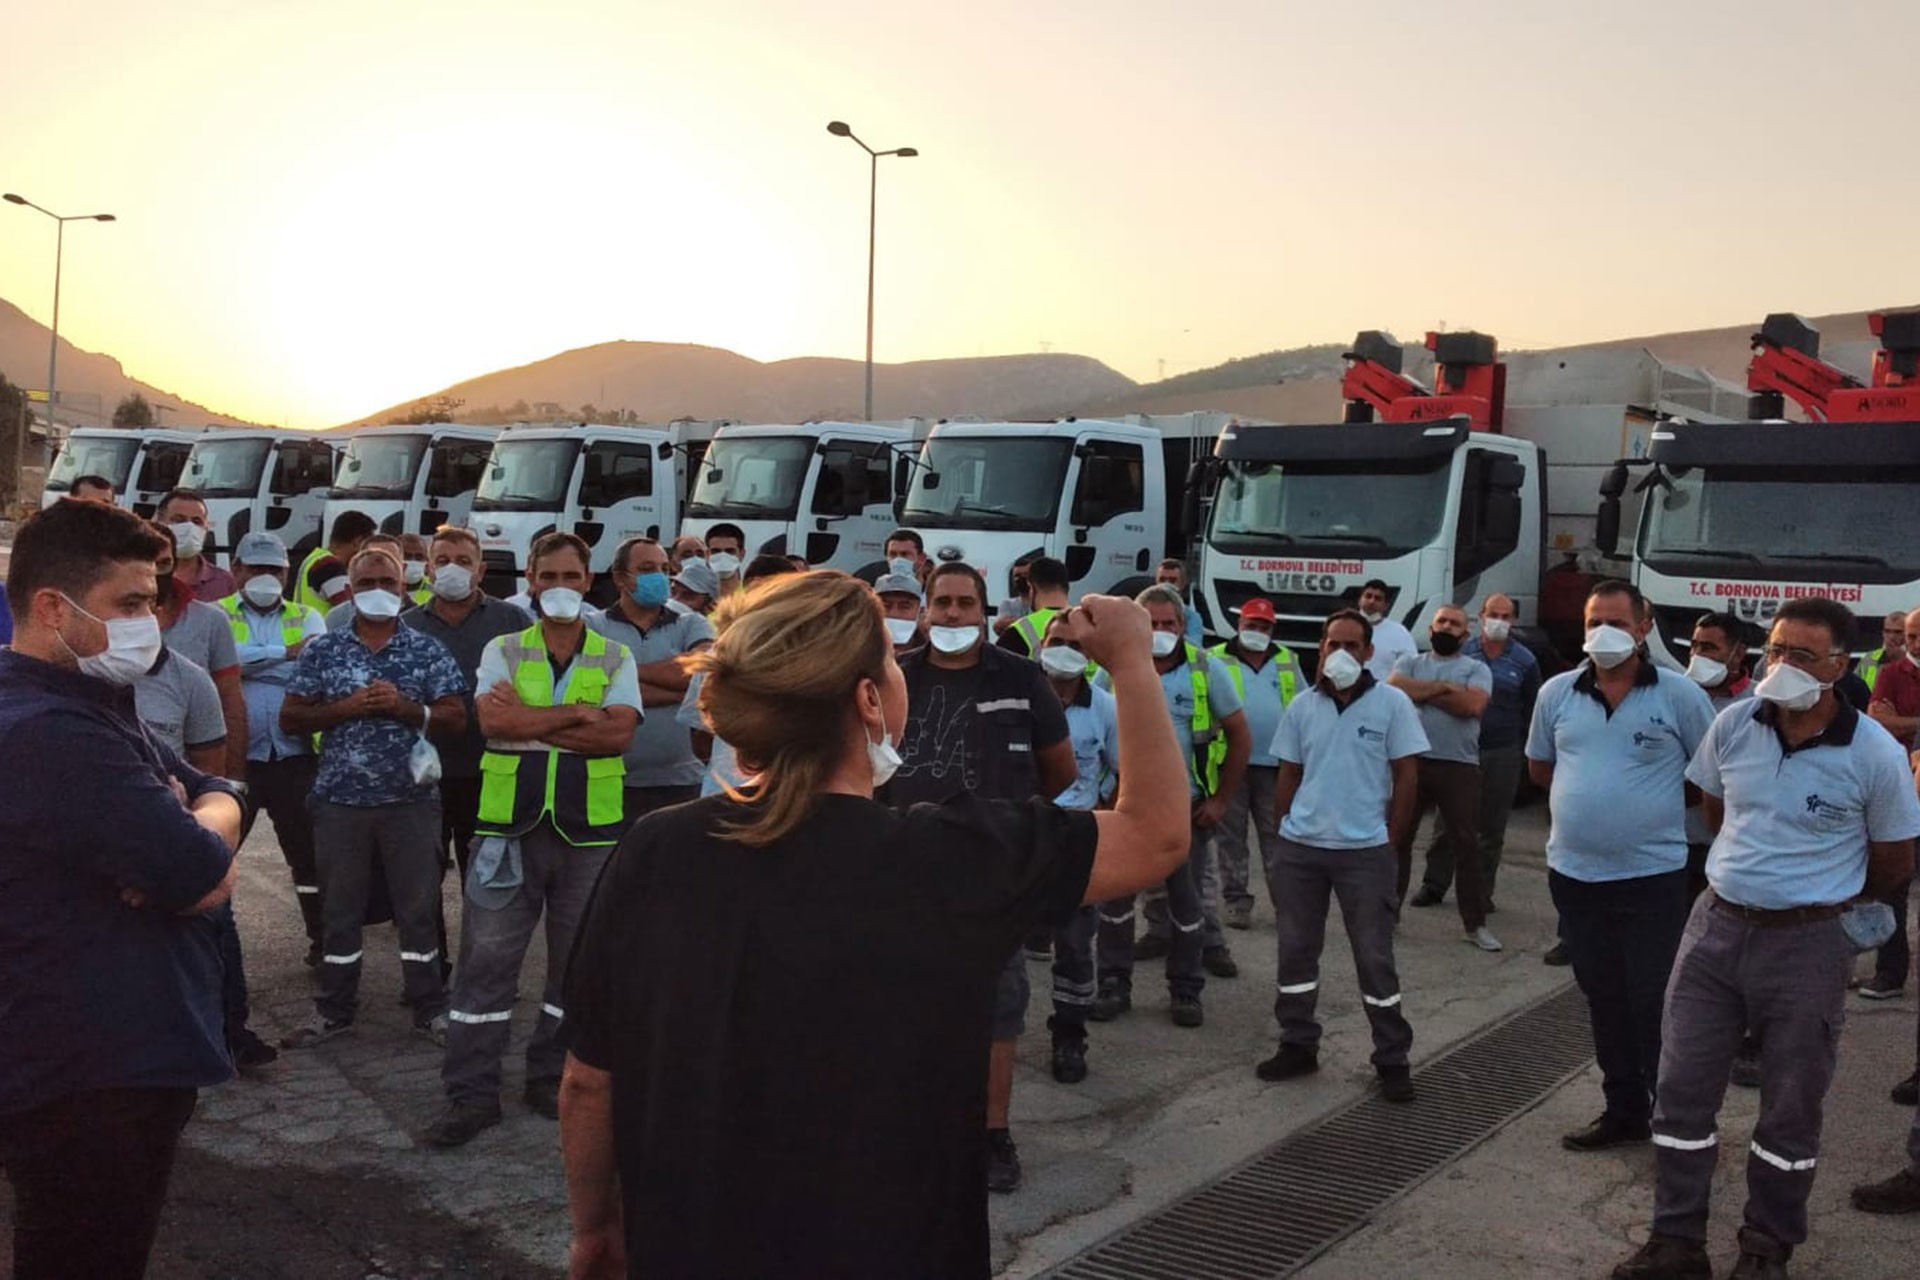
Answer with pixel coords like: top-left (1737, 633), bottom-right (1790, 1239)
top-left (705, 468), bottom-right (723, 485)
top-left (1598, 462), bottom-right (1630, 500)
top-left (922, 470), bottom-right (942, 491)
top-left (1596, 496), bottom-right (1620, 556)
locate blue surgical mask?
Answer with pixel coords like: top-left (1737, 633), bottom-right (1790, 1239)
top-left (630, 571), bottom-right (671, 608)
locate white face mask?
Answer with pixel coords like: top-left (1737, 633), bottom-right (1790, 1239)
top-left (1151, 631), bottom-right (1181, 659)
top-left (57, 597), bottom-right (164, 686)
top-left (709, 552), bottom-right (741, 576)
top-left (888, 557), bottom-right (916, 578)
top-left (1040, 645), bottom-right (1087, 679)
top-left (1361, 609), bottom-right (1385, 625)
top-left (353, 588), bottom-right (403, 620)
top-left (1685, 655), bottom-right (1728, 688)
top-left (1583, 624), bottom-right (1638, 669)
top-left (168, 522), bottom-right (206, 559)
top-left (403, 559), bottom-right (427, 586)
top-left (1755, 662), bottom-right (1829, 712)
top-left (539, 587), bottom-right (585, 622)
top-left (883, 617), bottom-right (920, 646)
top-left (1320, 648), bottom-right (1363, 691)
top-left (430, 564), bottom-right (474, 601)
top-left (664, 598), bottom-right (693, 618)
top-left (241, 575), bottom-right (284, 609)
top-left (1481, 618), bottom-right (1511, 642)
top-left (1237, 628), bottom-right (1271, 653)
top-left (928, 624), bottom-right (981, 656)
top-left (867, 723), bottom-right (903, 788)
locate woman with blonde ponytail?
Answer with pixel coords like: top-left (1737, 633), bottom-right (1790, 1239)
top-left (558, 572), bottom-right (1191, 1280)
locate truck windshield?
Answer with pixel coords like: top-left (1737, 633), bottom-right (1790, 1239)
top-left (183, 437), bottom-right (272, 499)
top-left (686, 436), bottom-right (811, 519)
top-left (900, 436), bottom-right (1073, 531)
top-left (334, 433), bottom-right (428, 499)
top-left (1640, 465), bottom-right (1918, 581)
top-left (46, 434), bottom-right (138, 492)
top-left (1208, 458), bottom-right (1452, 556)
top-left (472, 438), bottom-right (580, 511)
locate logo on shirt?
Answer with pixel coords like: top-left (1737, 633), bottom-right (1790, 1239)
top-left (1631, 730), bottom-right (1664, 748)
top-left (1357, 725), bottom-right (1385, 743)
top-left (1804, 793), bottom-right (1851, 824)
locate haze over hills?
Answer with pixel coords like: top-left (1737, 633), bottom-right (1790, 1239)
top-left (0, 298), bottom-right (252, 427)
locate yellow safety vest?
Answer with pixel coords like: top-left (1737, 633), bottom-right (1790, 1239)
top-left (220, 594), bottom-right (310, 647)
top-left (1182, 642), bottom-right (1224, 796)
top-left (294, 546), bottom-right (337, 614)
top-left (1208, 640), bottom-right (1301, 707)
top-left (1010, 607), bottom-right (1059, 657)
top-left (476, 624), bottom-right (630, 847)
top-left (1861, 647), bottom-right (1889, 693)
top-left (409, 583), bottom-right (432, 607)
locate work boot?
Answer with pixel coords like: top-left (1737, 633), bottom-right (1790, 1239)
top-left (1255, 1044), bottom-right (1320, 1082)
top-left (1202, 945), bottom-right (1238, 978)
top-left (1851, 1167), bottom-right (1920, 1215)
top-left (1133, 933), bottom-right (1170, 961)
top-left (1609, 1234), bottom-right (1711, 1279)
top-left (1050, 1035), bottom-right (1088, 1084)
top-left (1562, 1112), bottom-right (1651, 1152)
top-left (1543, 941), bottom-right (1571, 966)
top-left (229, 1027), bottom-right (279, 1072)
top-left (1223, 900), bottom-right (1253, 930)
top-left (1891, 1070), bottom-right (1918, 1107)
top-left (1409, 884), bottom-right (1445, 908)
top-left (524, 1079), bottom-right (560, 1120)
top-left (1169, 996), bottom-right (1204, 1028)
top-left (1088, 982), bottom-right (1131, 1022)
top-left (303, 941), bottom-right (323, 970)
top-left (413, 1013), bottom-right (448, 1049)
top-left (1377, 1065), bottom-right (1416, 1104)
top-left (1728, 1228), bottom-right (1789, 1280)
top-left (280, 1012), bottom-right (352, 1050)
top-left (423, 1100), bottom-right (503, 1149)
top-left (986, 1128), bottom-right (1021, 1194)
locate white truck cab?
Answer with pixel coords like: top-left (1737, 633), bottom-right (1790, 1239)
top-left (323, 423), bottom-right (499, 542)
top-left (180, 426), bottom-right (342, 562)
top-left (681, 420), bottom-right (918, 574)
top-left (43, 426), bottom-right (197, 517)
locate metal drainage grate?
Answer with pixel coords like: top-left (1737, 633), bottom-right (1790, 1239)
top-left (1048, 983), bottom-right (1593, 1280)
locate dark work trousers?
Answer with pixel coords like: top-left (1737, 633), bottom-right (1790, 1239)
top-left (433, 774), bottom-right (485, 983)
top-left (311, 796), bottom-right (449, 1026)
top-left (250, 753), bottom-right (323, 944)
top-left (1098, 824), bottom-right (1206, 1001)
top-left (1218, 764), bottom-right (1283, 913)
top-left (1146, 807), bottom-right (1226, 948)
top-left (1422, 743), bottom-right (1523, 904)
top-left (1871, 877), bottom-right (1913, 990)
top-left (1048, 904), bottom-right (1099, 1043)
top-left (1269, 837), bottom-right (1414, 1067)
top-left (1395, 757), bottom-right (1486, 930)
top-left (0, 1086), bottom-right (197, 1280)
top-left (1651, 894), bottom-right (1851, 1251)
top-left (443, 825), bottom-right (612, 1105)
top-left (212, 902), bottom-right (251, 1041)
top-left (1551, 867), bottom-right (1691, 1124)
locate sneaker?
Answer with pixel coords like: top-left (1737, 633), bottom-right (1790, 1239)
top-left (1409, 884), bottom-right (1445, 908)
top-left (1023, 930), bottom-right (1052, 963)
top-left (414, 1013), bottom-right (449, 1049)
top-left (986, 1129), bottom-right (1021, 1194)
top-left (1852, 1167), bottom-right (1920, 1215)
top-left (1729, 1053), bottom-right (1762, 1089)
top-left (1088, 983), bottom-right (1131, 1022)
top-left (1610, 1234), bottom-right (1711, 1279)
top-left (1562, 1112), bottom-right (1652, 1152)
top-left (1202, 945), bottom-right (1239, 978)
top-left (1255, 1044), bottom-right (1320, 1082)
top-left (1377, 1065), bottom-right (1416, 1103)
top-left (230, 1027), bottom-right (279, 1072)
top-left (1223, 901), bottom-right (1253, 930)
top-left (1133, 933), bottom-right (1170, 961)
top-left (1892, 1071), bottom-right (1918, 1107)
top-left (1466, 926), bottom-right (1504, 953)
top-left (524, 1078), bottom-right (560, 1120)
top-left (1051, 1036), bottom-right (1088, 1084)
top-left (1858, 976), bottom-right (1905, 1001)
top-left (1543, 941), bottom-right (1571, 967)
top-left (422, 1100), bottom-right (503, 1148)
top-left (1169, 996), bottom-right (1204, 1028)
top-left (280, 1012), bottom-right (352, 1050)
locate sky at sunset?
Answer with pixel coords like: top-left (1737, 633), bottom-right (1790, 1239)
top-left (3, 0), bottom-right (1917, 428)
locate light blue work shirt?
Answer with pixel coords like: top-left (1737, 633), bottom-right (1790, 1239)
top-left (1391, 650), bottom-right (1493, 765)
top-left (1685, 677), bottom-right (1754, 845)
top-left (1054, 681), bottom-right (1119, 811)
top-left (233, 600), bottom-right (327, 761)
top-left (1271, 675), bottom-right (1430, 849)
top-left (1526, 660), bottom-right (1716, 882)
top-left (1099, 645), bottom-right (1244, 797)
top-left (1212, 640), bottom-right (1300, 768)
top-left (590, 605), bottom-right (715, 788)
top-left (1690, 698), bottom-right (1920, 909)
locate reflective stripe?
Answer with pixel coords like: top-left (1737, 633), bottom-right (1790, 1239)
top-left (976, 698), bottom-right (1031, 714)
top-left (1750, 1141), bottom-right (1817, 1172)
top-left (1099, 909), bottom-right (1136, 925)
top-left (1361, 992), bottom-right (1402, 1008)
top-left (1170, 917), bottom-right (1203, 934)
top-left (294, 884), bottom-right (320, 895)
top-left (1653, 1132), bottom-right (1719, 1152)
top-left (1276, 981), bottom-right (1319, 994)
top-left (399, 949), bottom-right (440, 964)
top-left (323, 951), bottom-right (363, 965)
top-left (540, 1003), bottom-right (565, 1020)
top-left (448, 1009), bottom-right (513, 1025)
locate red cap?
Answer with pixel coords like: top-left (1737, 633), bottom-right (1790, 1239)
top-left (1238, 598), bottom-right (1276, 623)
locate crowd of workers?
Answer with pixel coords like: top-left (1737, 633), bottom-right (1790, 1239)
top-left (3, 477), bottom-right (1920, 1279)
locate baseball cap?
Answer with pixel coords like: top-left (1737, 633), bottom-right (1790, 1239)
top-left (873, 572), bottom-right (923, 600)
top-left (465, 836), bottom-right (524, 911)
top-left (235, 532), bottom-right (289, 568)
top-left (674, 557), bottom-right (721, 598)
top-left (1237, 598), bottom-right (1276, 623)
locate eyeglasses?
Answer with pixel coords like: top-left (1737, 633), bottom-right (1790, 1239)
top-left (1762, 644), bottom-right (1845, 667)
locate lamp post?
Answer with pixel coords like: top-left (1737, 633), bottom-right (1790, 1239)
top-left (3, 193), bottom-right (115, 492)
top-left (826, 122), bottom-right (916, 422)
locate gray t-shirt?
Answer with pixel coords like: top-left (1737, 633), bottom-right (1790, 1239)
top-left (134, 649), bottom-right (226, 757)
top-left (401, 595), bottom-right (535, 779)
top-left (161, 599), bottom-right (239, 678)
top-left (589, 606), bottom-right (716, 787)
top-left (1392, 651), bottom-right (1493, 764)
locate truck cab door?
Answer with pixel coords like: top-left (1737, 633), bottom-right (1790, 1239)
top-left (1451, 446), bottom-right (1533, 613)
top-left (421, 438), bottom-right (494, 534)
top-left (1065, 439), bottom-right (1149, 593)
top-left (576, 440), bottom-right (660, 572)
top-left (804, 439), bottom-right (891, 570)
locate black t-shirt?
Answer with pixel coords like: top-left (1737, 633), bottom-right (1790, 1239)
top-left (888, 650), bottom-right (1071, 807)
top-left (563, 792), bottom-right (1097, 1279)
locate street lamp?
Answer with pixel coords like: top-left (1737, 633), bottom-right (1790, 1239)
top-left (826, 121), bottom-right (917, 422)
top-left (4, 193), bottom-right (116, 483)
